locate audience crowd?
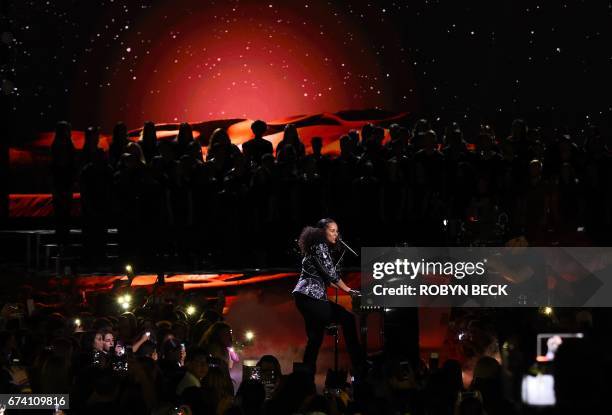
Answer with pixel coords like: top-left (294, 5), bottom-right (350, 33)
top-left (0, 119), bottom-right (612, 415)
top-left (0, 281), bottom-right (607, 415)
top-left (31, 115), bottom-right (611, 413)
top-left (49, 117), bottom-right (612, 271)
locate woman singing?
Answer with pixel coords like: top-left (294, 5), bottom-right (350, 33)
top-left (292, 218), bottom-right (364, 374)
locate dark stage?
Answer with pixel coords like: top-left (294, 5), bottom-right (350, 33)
top-left (1, 1), bottom-right (611, 414)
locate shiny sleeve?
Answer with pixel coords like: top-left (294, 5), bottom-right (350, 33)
top-left (313, 243), bottom-right (340, 284)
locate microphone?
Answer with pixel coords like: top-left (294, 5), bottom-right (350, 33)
top-left (338, 237), bottom-right (359, 257)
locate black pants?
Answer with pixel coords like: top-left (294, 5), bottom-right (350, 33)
top-left (294, 292), bottom-right (363, 372)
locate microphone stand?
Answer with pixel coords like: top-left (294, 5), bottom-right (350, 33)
top-left (330, 240), bottom-right (356, 374)
top-left (331, 246), bottom-right (345, 374)
top-left (333, 284), bottom-right (339, 373)
top-left (336, 239), bottom-right (370, 369)
top-left (338, 239), bottom-right (359, 257)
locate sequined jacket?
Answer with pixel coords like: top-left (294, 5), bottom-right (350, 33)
top-left (292, 242), bottom-right (339, 300)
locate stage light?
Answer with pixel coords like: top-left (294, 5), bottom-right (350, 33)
top-left (245, 330), bottom-right (255, 341)
top-left (74, 318), bottom-right (81, 326)
top-left (117, 293), bottom-right (132, 309)
top-left (125, 264), bottom-right (133, 273)
top-left (542, 306), bottom-right (553, 316)
top-left (186, 305), bottom-right (196, 316)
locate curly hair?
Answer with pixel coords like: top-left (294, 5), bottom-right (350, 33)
top-left (297, 218), bottom-right (336, 255)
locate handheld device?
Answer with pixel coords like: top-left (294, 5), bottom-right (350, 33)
top-left (521, 374), bottom-right (555, 406)
top-left (116, 340), bottom-right (125, 356)
top-left (536, 333), bottom-right (583, 362)
top-left (249, 366), bottom-right (261, 380)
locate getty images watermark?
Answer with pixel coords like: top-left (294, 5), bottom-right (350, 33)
top-left (360, 247), bottom-right (612, 307)
top-left (371, 257), bottom-right (508, 297)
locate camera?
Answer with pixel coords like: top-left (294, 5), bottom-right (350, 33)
top-left (249, 366), bottom-right (261, 380)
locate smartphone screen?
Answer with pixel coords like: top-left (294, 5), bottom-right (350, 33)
top-left (536, 333), bottom-right (583, 362)
top-left (521, 374), bottom-right (555, 406)
top-left (249, 366), bottom-right (261, 380)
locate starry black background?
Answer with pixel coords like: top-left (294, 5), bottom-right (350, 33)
top-left (2, 0), bottom-right (611, 141)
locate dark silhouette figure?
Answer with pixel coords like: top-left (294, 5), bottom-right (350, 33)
top-left (113, 152), bottom-right (146, 267)
top-left (175, 122), bottom-right (194, 158)
top-left (329, 135), bottom-right (358, 231)
top-left (305, 136), bottom-right (331, 182)
top-left (243, 120), bottom-right (273, 166)
top-left (249, 153), bottom-right (279, 266)
top-left (351, 160), bottom-right (383, 244)
top-left (51, 121), bottom-right (76, 246)
top-left (79, 149), bottom-right (113, 265)
top-left (109, 122), bottom-right (129, 168)
top-left (507, 118), bottom-right (530, 166)
top-left (412, 130), bottom-right (446, 244)
top-left (81, 126), bottom-right (101, 167)
top-left (207, 128), bottom-right (240, 178)
top-left (139, 121), bottom-right (158, 164)
top-left (276, 124), bottom-right (305, 161)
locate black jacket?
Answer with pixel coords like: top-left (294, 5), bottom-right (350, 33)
top-left (292, 243), bottom-right (340, 300)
